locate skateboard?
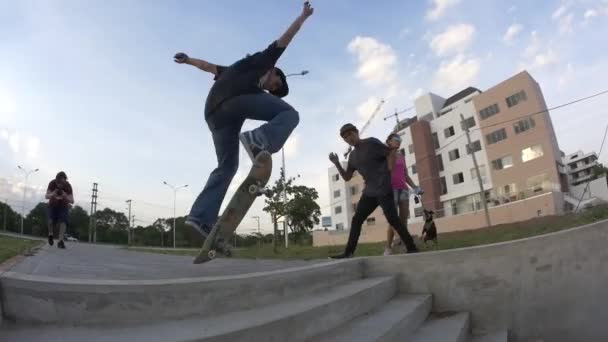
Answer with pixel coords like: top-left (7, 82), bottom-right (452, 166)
top-left (194, 151), bottom-right (273, 264)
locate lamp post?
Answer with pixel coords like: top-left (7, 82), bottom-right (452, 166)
top-left (17, 166), bottom-right (39, 235)
top-left (163, 181), bottom-right (188, 248)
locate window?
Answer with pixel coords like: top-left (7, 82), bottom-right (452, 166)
top-left (431, 132), bottom-right (440, 149)
top-left (421, 112), bottom-right (434, 122)
top-left (366, 217), bottom-right (376, 226)
top-left (414, 207), bottom-right (424, 217)
top-left (492, 155), bottom-right (514, 170)
top-left (350, 186), bottom-right (358, 195)
top-left (527, 174), bottom-right (548, 193)
top-left (453, 172), bottom-right (465, 184)
top-left (440, 176), bottom-right (447, 195)
top-left (333, 174), bottom-right (339, 182)
top-left (514, 117), bottom-right (536, 134)
top-left (335, 223), bottom-right (344, 230)
top-left (506, 90), bottom-right (528, 108)
top-left (479, 103), bottom-right (500, 120)
top-left (334, 206), bottom-right (342, 214)
top-left (333, 190), bottom-right (341, 198)
top-left (449, 148), bottom-right (460, 161)
top-left (408, 144), bottom-right (414, 154)
top-left (470, 165), bottom-right (487, 184)
top-left (466, 140), bottom-right (482, 154)
top-left (522, 144), bottom-right (544, 163)
top-left (444, 126), bottom-right (456, 138)
top-left (463, 116), bottom-right (476, 129)
top-left (437, 154), bottom-right (444, 171)
top-left (411, 164), bottom-right (417, 174)
top-left (486, 128), bottom-right (507, 145)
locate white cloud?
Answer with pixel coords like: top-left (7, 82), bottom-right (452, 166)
top-left (519, 31), bottom-right (559, 71)
top-left (26, 137), bottom-right (40, 161)
top-left (557, 63), bottom-right (575, 90)
top-left (584, 9), bottom-right (598, 19)
top-left (357, 96), bottom-right (382, 121)
top-left (432, 54), bottom-right (481, 94)
top-left (503, 23), bottom-right (524, 44)
top-left (426, 0), bottom-right (461, 21)
top-left (0, 89), bottom-right (17, 125)
top-left (347, 36), bottom-right (397, 86)
top-left (1, 129), bottom-right (8, 140)
top-left (552, 2), bottom-right (574, 34)
top-left (429, 24), bottom-right (476, 57)
top-left (8, 131), bottom-right (20, 154)
top-left (507, 5), bottom-right (517, 13)
top-left (284, 134), bottom-right (299, 159)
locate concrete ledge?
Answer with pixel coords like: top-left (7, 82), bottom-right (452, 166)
top-left (0, 259), bottom-right (362, 326)
top-left (364, 219), bottom-right (608, 342)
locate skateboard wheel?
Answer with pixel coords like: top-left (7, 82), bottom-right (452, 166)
top-left (248, 184), bottom-right (259, 194)
top-left (208, 250), bottom-right (216, 259)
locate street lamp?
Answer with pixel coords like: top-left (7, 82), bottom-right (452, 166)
top-left (281, 69), bottom-right (309, 248)
top-left (163, 181), bottom-right (188, 248)
top-left (17, 166), bottom-right (39, 235)
top-left (286, 70), bottom-right (309, 77)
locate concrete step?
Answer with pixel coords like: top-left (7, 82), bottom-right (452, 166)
top-left (0, 276), bottom-right (396, 342)
top-left (411, 312), bottom-right (470, 342)
top-left (1, 259), bottom-right (362, 325)
top-left (472, 330), bottom-right (509, 342)
top-left (311, 294), bottom-right (432, 342)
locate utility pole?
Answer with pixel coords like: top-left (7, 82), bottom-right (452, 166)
top-left (3, 200), bottom-right (6, 231)
top-left (17, 166), bottom-right (39, 235)
top-left (89, 183), bottom-right (98, 243)
top-left (252, 216), bottom-right (261, 247)
top-left (460, 114), bottom-right (492, 228)
top-left (126, 200), bottom-right (132, 245)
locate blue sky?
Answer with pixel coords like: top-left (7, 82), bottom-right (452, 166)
top-left (1, 0), bottom-right (607, 233)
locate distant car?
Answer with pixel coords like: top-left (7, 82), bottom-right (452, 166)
top-left (64, 234), bottom-right (78, 242)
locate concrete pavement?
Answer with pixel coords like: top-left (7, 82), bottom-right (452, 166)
top-left (9, 241), bottom-right (326, 280)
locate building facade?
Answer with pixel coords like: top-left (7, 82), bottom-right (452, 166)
top-left (317, 71), bottom-right (567, 246)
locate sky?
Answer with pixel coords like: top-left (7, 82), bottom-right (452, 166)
top-left (1, 0), bottom-right (607, 234)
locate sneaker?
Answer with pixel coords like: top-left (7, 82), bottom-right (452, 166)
top-left (329, 252), bottom-right (353, 259)
top-left (383, 247), bottom-right (392, 256)
top-left (48, 234), bottom-right (54, 246)
top-left (239, 131), bottom-right (265, 161)
top-left (57, 240), bottom-right (66, 249)
top-left (185, 219), bottom-right (212, 238)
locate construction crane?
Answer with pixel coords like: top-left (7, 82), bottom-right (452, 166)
top-left (343, 99), bottom-right (386, 159)
top-left (383, 106), bottom-right (414, 132)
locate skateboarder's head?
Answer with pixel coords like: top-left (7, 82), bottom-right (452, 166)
top-left (263, 67), bottom-right (289, 98)
top-left (386, 133), bottom-right (402, 149)
top-left (55, 171), bottom-right (68, 186)
top-left (340, 123), bottom-right (360, 146)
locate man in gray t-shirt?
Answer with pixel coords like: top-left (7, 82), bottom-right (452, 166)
top-left (329, 123), bottom-right (419, 258)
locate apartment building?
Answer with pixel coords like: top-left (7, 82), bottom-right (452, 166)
top-left (564, 150), bottom-right (600, 186)
top-left (316, 71), bottom-right (567, 247)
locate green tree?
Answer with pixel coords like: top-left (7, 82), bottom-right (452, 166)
top-left (69, 206), bottom-right (90, 239)
top-left (0, 201), bottom-right (22, 233)
top-left (263, 168), bottom-right (321, 246)
top-left (24, 202), bottom-right (48, 237)
top-left (94, 208), bottom-right (129, 244)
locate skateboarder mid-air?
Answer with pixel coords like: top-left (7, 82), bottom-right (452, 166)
top-left (328, 124), bottom-right (420, 259)
top-left (174, 2), bottom-right (314, 238)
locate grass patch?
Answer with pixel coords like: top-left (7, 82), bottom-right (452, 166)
top-left (0, 235), bottom-right (42, 264)
top-left (127, 205), bottom-right (608, 260)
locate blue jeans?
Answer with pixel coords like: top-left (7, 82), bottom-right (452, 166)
top-left (189, 93), bottom-right (299, 227)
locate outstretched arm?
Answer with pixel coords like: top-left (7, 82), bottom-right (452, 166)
top-left (174, 53), bottom-right (223, 76)
top-left (276, 1), bottom-right (314, 48)
top-left (329, 153), bottom-right (354, 181)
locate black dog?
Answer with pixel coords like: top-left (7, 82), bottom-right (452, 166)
top-left (421, 209), bottom-right (438, 245)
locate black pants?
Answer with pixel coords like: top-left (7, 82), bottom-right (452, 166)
top-left (345, 192), bottom-right (417, 255)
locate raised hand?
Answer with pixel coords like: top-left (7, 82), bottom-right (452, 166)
top-left (174, 52), bottom-right (189, 64)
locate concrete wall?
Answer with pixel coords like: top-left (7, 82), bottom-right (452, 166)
top-left (570, 176), bottom-right (608, 202)
top-left (313, 192), bottom-right (562, 247)
top-left (364, 218), bottom-right (608, 342)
